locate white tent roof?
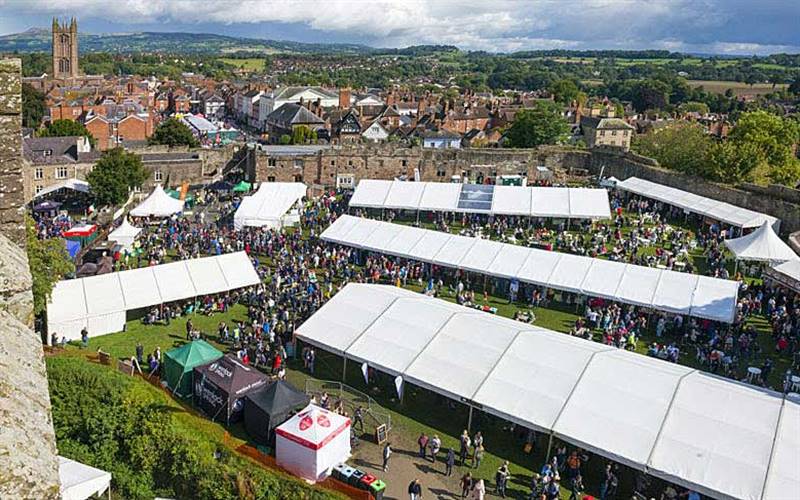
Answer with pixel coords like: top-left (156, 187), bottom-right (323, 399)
top-left (109, 218), bottom-right (140, 239)
top-left (34, 178), bottom-right (90, 199)
top-left (130, 185), bottom-right (184, 217)
top-left (321, 216), bottom-right (739, 322)
top-left (59, 456), bottom-right (111, 500)
top-left (233, 182), bottom-right (306, 230)
top-left (47, 252), bottom-right (260, 340)
top-left (724, 222), bottom-right (798, 264)
top-left (296, 284), bottom-right (798, 500)
top-left (616, 177), bottom-right (779, 230)
top-left (766, 259), bottom-right (800, 293)
top-left (349, 179), bottom-right (611, 219)
top-left (276, 403), bottom-right (351, 448)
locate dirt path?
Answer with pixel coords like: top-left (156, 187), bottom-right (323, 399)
top-left (351, 429), bottom-right (471, 500)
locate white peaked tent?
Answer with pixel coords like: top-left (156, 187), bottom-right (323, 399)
top-left (296, 284), bottom-right (800, 500)
top-left (59, 456), bottom-right (112, 500)
top-left (275, 404), bottom-right (351, 482)
top-left (233, 182), bottom-right (307, 230)
top-left (130, 185), bottom-right (184, 217)
top-left (108, 218), bottom-right (141, 251)
top-left (766, 259), bottom-right (800, 293)
top-left (724, 222), bottom-right (798, 264)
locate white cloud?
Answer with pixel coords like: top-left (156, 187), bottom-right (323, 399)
top-left (2, 0), bottom-right (798, 54)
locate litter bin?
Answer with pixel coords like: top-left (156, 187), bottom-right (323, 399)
top-left (349, 469), bottom-right (365, 487)
top-left (332, 463), bottom-right (354, 482)
top-left (370, 479), bottom-right (386, 500)
top-left (359, 473), bottom-right (377, 490)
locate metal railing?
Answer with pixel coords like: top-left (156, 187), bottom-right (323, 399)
top-left (304, 379), bottom-right (392, 432)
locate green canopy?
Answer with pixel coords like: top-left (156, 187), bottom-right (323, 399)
top-left (232, 181), bottom-right (252, 193)
top-left (163, 340), bottom-right (223, 398)
top-left (166, 189), bottom-right (195, 203)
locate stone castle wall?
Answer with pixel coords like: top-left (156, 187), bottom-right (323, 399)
top-left (0, 58), bottom-right (60, 500)
top-left (251, 144), bottom-right (799, 233)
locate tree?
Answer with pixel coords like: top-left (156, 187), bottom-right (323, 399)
top-left (86, 148), bottom-right (149, 207)
top-left (632, 123), bottom-right (712, 175)
top-left (789, 76), bottom-right (800, 96)
top-left (26, 217), bottom-right (74, 316)
top-left (38, 119), bottom-right (96, 147)
top-left (631, 79), bottom-right (671, 112)
top-left (729, 111), bottom-right (800, 169)
top-left (503, 102), bottom-right (570, 148)
top-left (678, 101), bottom-right (710, 115)
top-left (148, 118), bottom-right (199, 148)
top-left (704, 140), bottom-right (762, 184)
top-left (548, 79), bottom-right (580, 104)
top-left (290, 125), bottom-right (316, 145)
top-left (22, 83), bottom-right (46, 128)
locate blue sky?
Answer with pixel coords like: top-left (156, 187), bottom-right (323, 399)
top-left (0, 0), bottom-right (798, 55)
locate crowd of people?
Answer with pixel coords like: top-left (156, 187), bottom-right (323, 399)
top-left (38, 182), bottom-right (800, 500)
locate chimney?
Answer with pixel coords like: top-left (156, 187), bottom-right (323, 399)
top-left (339, 88), bottom-right (351, 109)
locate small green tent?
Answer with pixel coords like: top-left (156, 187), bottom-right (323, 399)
top-left (232, 181), bottom-right (252, 193)
top-left (163, 340), bottom-right (223, 398)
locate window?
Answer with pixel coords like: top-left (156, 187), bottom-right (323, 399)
top-left (330, 160), bottom-right (335, 166)
top-left (611, 130), bottom-right (617, 136)
top-left (132, 185), bottom-right (142, 193)
top-left (348, 159), bottom-right (353, 166)
top-left (35, 185), bottom-right (43, 195)
top-left (294, 159), bottom-right (303, 168)
top-left (43, 149), bottom-right (52, 157)
top-left (401, 160), bottom-right (408, 167)
top-left (378, 159), bottom-right (385, 167)
top-left (623, 131), bottom-right (629, 137)
top-left (294, 174), bottom-right (303, 183)
top-left (34, 167), bottom-right (43, 180)
top-left (436, 169), bottom-right (446, 177)
top-left (599, 130), bottom-right (606, 137)
top-left (56, 166), bottom-right (68, 179)
top-left (268, 158), bottom-right (277, 167)
top-left (154, 170), bottom-right (163, 182)
top-left (267, 176), bottom-right (276, 182)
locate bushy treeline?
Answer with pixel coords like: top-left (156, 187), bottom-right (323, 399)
top-left (47, 356), bottom-right (340, 500)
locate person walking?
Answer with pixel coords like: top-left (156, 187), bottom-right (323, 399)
top-left (460, 472), bottom-right (473, 499)
top-left (418, 433), bottom-right (429, 459)
top-left (471, 478), bottom-right (485, 500)
top-left (459, 430), bottom-right (471, 466)
top-left (569, 474), bottom-right (584, 500)
top-left (473, 444), bottom-right (484, 469)
top-left (446, 448), bottom-right (456, 476)
top-left (382, 442), bottom-right (392, 472)
top-left (354, 405), bottom-right (365, 432)
top-left (408, 478), bottom-right (422, 500)
top-left (495, 461), bottom-right (510, 498)
top-left (429, 434), bottom-right (441, 464)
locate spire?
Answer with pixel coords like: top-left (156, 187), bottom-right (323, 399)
top-left (52, 17), bottom-right (59, 29)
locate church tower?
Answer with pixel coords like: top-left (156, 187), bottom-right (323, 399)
top-left (52, 17), bottom-right (78, 79)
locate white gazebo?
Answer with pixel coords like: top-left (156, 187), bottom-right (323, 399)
top-left (108, 218), bottom-right (141, 251)
top-left (275, 404), bottom-right (351, 483)
top-left (59, 456), bottom-right (112, 500)
top-left (724, 222), bottom-right (798, 264)
top-left (130, 185), bottom-right (184, 217)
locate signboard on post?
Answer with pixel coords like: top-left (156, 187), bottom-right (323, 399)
top-left (375, 424), bottom-right (387, 445)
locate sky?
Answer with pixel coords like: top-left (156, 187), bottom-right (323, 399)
top-left (0, 0), bottom-right (798, 55)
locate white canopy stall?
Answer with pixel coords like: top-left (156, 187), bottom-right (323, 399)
top-left (616, 177), bottom-right (779, 230)
top-left (724, 222), bottom-right (798, 264)
top-left (129, 185), bottom-right (184, 217)
top-left (47, 252), bottom-right (260, 340)
top-left (349, 179), bottom-right (611, 219)
top-left (233, 182), bottom-right (307, 230)
top-left (296, 284), bottom-right (799, 500)
top-left (275, 404), bottom-right (351, 483)
top-left (59, 456), bottom-right (112, 500)
top-left (107, 218), bottom-right (141, 251)
top-left (321, 216), bottom-right (740, 323)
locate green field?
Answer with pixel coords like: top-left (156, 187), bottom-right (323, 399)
top-left (687, 80), bottom-right (787, 95)
top-left (219, 57), bottom-right (266, 71)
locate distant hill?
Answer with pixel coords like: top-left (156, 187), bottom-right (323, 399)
top-left (0, 28), bottom-right (373, 54)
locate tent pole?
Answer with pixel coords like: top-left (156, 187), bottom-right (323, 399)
top-left (467, 405), bottom-right (474, 432)
top-left (342, 355), bottom-right (347, 382)
top-left (545, 432), bottom-right (554, 461)
top-left (734, 260), bottom-right (739, 277)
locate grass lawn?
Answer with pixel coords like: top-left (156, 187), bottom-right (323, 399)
top-left (219, 57), bottom-right (266, 71)
top-left (687, 80), bottom-right (787, 95)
